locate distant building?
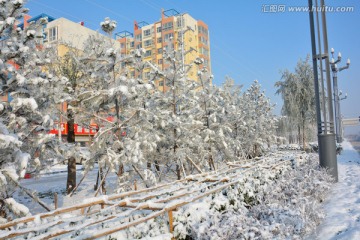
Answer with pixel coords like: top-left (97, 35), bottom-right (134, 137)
top-left (4, 10), bottom-right (211, 142)
top-left (116, 9), bottom-right (211, 91)
top-left (8, 13), bottom-right (110, 143)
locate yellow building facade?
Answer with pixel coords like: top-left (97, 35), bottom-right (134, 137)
top-left (116, 9), bottom-right (211, 91)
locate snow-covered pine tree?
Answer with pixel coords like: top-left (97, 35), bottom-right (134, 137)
top-left (241, 80), bottom-right (276, 157)
top-left (45, 44), bottom-right (84, 194)
top-left (192, 61), bottom-right (234, 170)
top-left (147, 43), bottom-right (205, 180)
top-left (0, 0), bottom-right (69, 220)
top-left (217, 77), bottom-right (247, 159)
top-left (71, 18), bottom-right (158, 192)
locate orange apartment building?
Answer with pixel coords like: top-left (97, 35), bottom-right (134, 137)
top-left (116, 9), bottom-right (211, 91)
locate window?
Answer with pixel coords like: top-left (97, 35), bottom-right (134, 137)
top-left (164, 43), bottom-right (174, 51)
top-left (157, 26), bottom-right (162, 33)
top-left (159, 81), bottom-right (164, 86)
top-left (158, 59), bottom-right (163, 65)
top-left (199, 36), bottom-right (208, 45)
top-left (144, 50), bottom-right (152, 57)
top-left (130, 41), bottom-right (134, 47)
top-left (131, 71), bottom-right (135, 77)
top-left (136, 43), bottom-right (142, 49)
top-left (157, 48), bottom-right (162, 54)
top-left (49, 27), bottom-right (57, 41)
top-left (164, 33), bottom-right (174, 42)
top-left (144, 39), bottom-right (152, 47)
top-left (198, 26), bottom-right (208, 36)
top-left (120, 43), bottom-right (125, 48)
top-left (144, 29), bottom-right (151, 37)
top-left (157, 37), bottom-right (162, 43)
top-left (177, 17), bottom-right (183, 28)
top-left (199, 47), bottom-right (209, 56)
top-left (162, 22), bottom-right (173, 31)
top-left (135, 33), bottom-right (142, 41)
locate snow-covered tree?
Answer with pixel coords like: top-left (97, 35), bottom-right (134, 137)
top-left (67, 19), bottom-right (158, 192)
top-left (0, 0), bottom-right (69, 220)
top-left (146, 44), bottom-right (207, 180)
top-left (241, 80), bottom-right (276, 157)
top-left (46, 45), bottom-right (83, 194)
top-left (275, 56), bottom-right (316, 149)
top-left (193, 64), bottom-right (234, 170)
top-left (216, 79), bottom-right (276, 159)
top-left (217, 78), bottom-right (247, 159)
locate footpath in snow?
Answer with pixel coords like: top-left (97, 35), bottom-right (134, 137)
top-left (309, 140), bottom-right (360, 239)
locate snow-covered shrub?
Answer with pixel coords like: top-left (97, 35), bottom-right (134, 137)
top-left (172, 153), bottom-right (332, 240)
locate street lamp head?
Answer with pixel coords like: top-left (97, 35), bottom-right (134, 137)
top-left (338, 52), bottom-right (342, 60)
top-left (347, 58), bottom-right (351, 66)
top-left (331, 47), bottom-right (335, 54)
top-left (331, 58), bottom-right (335, 64)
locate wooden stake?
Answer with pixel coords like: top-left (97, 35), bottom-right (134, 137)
top-left (168, 210), bottom-right (175, 240)
top-left (134, 180), bottom-right (137, 191)
top-left (54, 193), bottom-right (58, 210)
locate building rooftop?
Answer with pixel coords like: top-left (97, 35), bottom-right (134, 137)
top-left (18, 13), bottom-right (56, 29)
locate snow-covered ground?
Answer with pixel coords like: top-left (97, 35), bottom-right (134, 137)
top-left (10, 141), bottom-right (360, 239)
top-left (308, 140), bottom-right (360, 239)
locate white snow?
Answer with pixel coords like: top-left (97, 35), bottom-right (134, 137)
top-left (14, 150), bottom-right (30, 178)
top-left (0, 133), bottom-right (22, 148)
top-left (4, 141), bottom-right (360, 239)
top-left (10, 97), bottom-right (38, 111)
top-left (307, 140), bottom-right (360, 239)
top-left (5, 198), bottom-right (30, 216)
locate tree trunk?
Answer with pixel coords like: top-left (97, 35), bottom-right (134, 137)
top-left (100, 166), bottom-right (106, 194)
top-left (117, 163), bottom-right (124, 176)
top-left (208, 154), bottom-right (216, 171)
top-left (66, 108), bottom-right (76, 195)
top-left (176, 163), bottom-right (181, 180)
top-left (154, 160), bottom-right (160, 172)
top-left (302, 121), bottom-right (306, 151)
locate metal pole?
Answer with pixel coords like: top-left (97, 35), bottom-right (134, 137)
top-left (320, 0), bottom-right (335, 132)
top-left (315, 0), bottom-right (328, 131)
top-left (338, 95), bottom-right (343, 142)
top-left (332, 71), bottom-right (341, 143)
top-left (308, 0), bottom-right (338, 182)
top-left (308, 0), bottom-right (322, 135)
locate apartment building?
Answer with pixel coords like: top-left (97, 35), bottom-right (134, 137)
top-left (116, 9), bottom-right (211, 91)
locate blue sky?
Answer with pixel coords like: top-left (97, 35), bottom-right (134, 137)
top-left (25, 0), bottom-right (360, 121)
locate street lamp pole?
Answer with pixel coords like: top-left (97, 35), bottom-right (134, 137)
top-left (308, 0), bottom-right (338, 182)
top-left (330, 48), bottom-right (350, 143)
